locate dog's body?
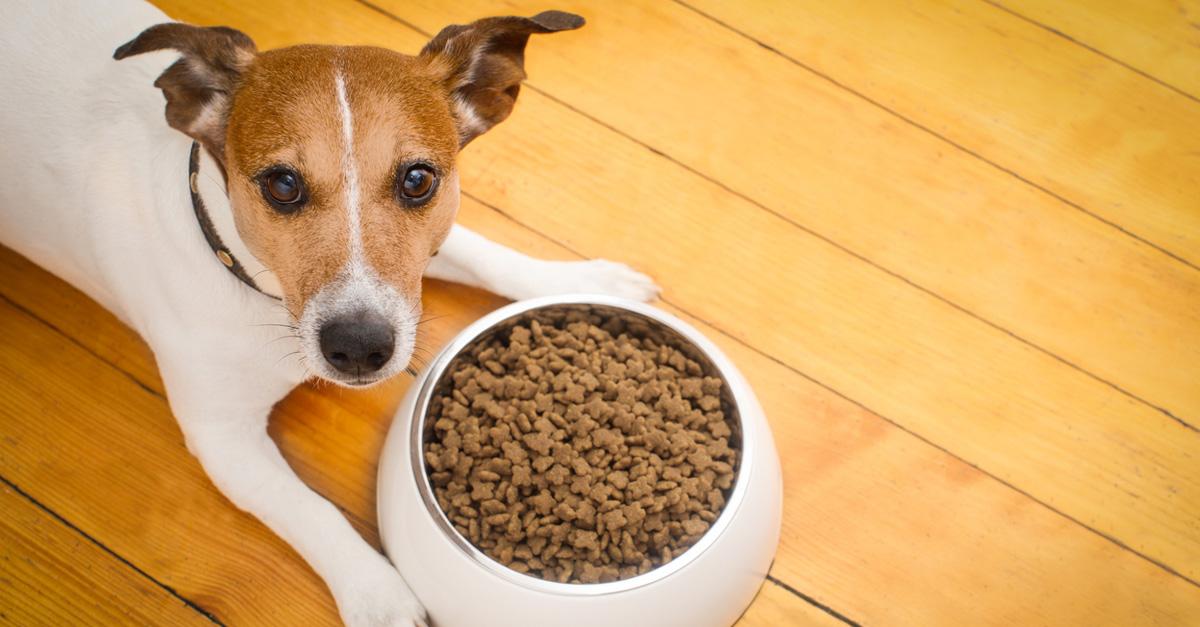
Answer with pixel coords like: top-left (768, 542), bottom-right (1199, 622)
top-left (0, 2), bottom-right (655, 624)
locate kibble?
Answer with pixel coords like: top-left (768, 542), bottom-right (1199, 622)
top-left (424, 308), bottom-right (739, 584)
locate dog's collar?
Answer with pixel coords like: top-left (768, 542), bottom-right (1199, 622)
top-left (188, 142), bottom-right (283, 300)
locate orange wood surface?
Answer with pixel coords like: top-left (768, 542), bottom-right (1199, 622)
top-left (2, 1), bottom-right (1198, 625)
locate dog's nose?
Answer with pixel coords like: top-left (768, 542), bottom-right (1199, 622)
top-left (318, 311), bottom-right (395, 376)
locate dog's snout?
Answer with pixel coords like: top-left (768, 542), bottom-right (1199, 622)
top-left (318, 311), bottom-right (395, 376)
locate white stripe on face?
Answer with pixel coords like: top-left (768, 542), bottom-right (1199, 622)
top-left (334, 70), bottom-right (366, 272)
top-left (294, 68), bottom-right (417, 387)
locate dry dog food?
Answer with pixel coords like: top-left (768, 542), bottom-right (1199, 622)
top-left (424, 308), bottom-right (740, 583)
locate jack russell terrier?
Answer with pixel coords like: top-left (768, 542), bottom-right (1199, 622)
top-left (0, 1), bottom-right (657, 624)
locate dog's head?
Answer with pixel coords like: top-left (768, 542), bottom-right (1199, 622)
top-left (115, 12), bottom-right (583, 386)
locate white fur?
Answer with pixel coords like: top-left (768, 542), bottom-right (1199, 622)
top-left (452, 91), bottom-right (488, 140)
top-left (334, 70), bottom-right (364, 265)
top-left (0, 2), bottom-right (657, 626)
top-left (188, 95), bottom-right (224, 136)
top-left (424, 226), bottom-right (660, 302)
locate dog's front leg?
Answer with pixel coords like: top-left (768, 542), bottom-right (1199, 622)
top-left (426, 224), bottom-right (660, 301)
top-left (160, 371), bottom-right (425, 627)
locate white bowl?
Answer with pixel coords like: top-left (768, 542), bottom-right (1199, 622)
top-left (378, 295), bottom-right (782, 627)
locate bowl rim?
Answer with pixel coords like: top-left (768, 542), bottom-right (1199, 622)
top-left (407, 294), bottom-right (756, 596)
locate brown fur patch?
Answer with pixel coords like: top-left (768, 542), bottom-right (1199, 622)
top-left (224, 45), bottom-right (460, 314)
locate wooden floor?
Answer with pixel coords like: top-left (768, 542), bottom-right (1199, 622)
top-left (2, 1), bottom-right (1199, 625)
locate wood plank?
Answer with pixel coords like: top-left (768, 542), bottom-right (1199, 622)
top-left (995, 0), bottom-right (1200, 98)
top-left (382, 0), bottom-right (1200, 423)
top-left (144, 0), bottom-right (1200, 581)
top-left (0, 297), bottom-right (341, 625)
top-left (0, 483), bottom-right (212, 627)
top-left (7, 188), bottom-right (1200, 625)
top-left (677, 0), bottom-right (1200, 269)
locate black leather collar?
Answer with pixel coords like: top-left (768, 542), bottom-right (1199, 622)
top-left (188, 142), bottom-right (279, 300)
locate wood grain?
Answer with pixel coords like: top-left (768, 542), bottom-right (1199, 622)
top-left (0, 296), bottom-right (342, 625)
top-left (5, 198), bottom-right (1200, 625)
top-left (0, 484), bottom-right (211, 626)
top-left (2, 0), bottom-right (1198, 624)
top-left (995, 0), bottom-right (1200, 98)
top-left (381, 0), bottom-right (1200, 421)
top-left (680, 0), bottom-right (1200, 268)
top-left (0, 250), bottom-right (835, 625)
top-left (446, 202), bottom-right (1200, 624)
top-left (145, 0), bottom-right (1200, 582)
top-left (453, 82), bottom-right (1200, 580)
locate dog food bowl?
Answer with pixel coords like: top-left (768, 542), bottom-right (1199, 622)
top-left (377, 295), bottom-right (782, 627)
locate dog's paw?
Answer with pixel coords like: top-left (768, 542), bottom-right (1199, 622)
top-left (513, 259), bottom-right (660, 302)
top-left (335, 564), bottom-right (427, 627)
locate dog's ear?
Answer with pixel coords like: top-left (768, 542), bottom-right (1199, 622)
top-left (421, 11), bottom-right (584, 147)
top-left (114, 23), bottom-right (256, 164)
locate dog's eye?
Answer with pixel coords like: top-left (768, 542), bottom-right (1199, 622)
top-left (397, 164), bottom-right (437, 205)
top-left (266, 171), bottom-right (301, 204)
top-left (260, 168), bottom-right (305, 212)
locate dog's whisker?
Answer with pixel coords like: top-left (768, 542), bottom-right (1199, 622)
top-left (274, 350), bottom-right (302, 367)
top-left (262, 333), bottom-right (300, 349)
top-left (201, 171), bottom-right (225, 189)
top-left (252, 322), bottom-right (299, 330)
top-left (407, 353), bottom-right (430, 371)
top-left (274, 302), bottom-right (301, 321)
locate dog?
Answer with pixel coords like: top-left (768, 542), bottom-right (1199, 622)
top-left (0, 1), bottom-right (658, 624)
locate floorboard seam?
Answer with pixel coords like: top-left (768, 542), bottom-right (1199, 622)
top-left (664, 300), bottom-right (1200, 591)
top-left (982, 0), bottom-right (1200, 104)
top-left (2, 291), bottom-right (391, 527)
top-left (358, 0), bottom-right (431, 36)
top-left (666, 0), bottom-right (1199, 422)
top-left (479, 82), bottom-right (1198, 434)
top-left (0, 293), bottom-right (159, 398)
top-left (352, 0), bottom-right (1198, 430)
top-left (465, 190), bottom-right (1200, 591)
top-left (3, 262), bottom-right (861, 624)
top-left (767, 575), bottom-right (862, 626)
top-left (6, 2), bottom-right (1197, 620)
top-left (0, 292), bottom-right (385, 538)
top-left (0, 474), bottom-right (224, 625)
top-left (6, 229), bottom-right (1199, 601)
top-left (670, 0), bottom-right (1200, 275)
